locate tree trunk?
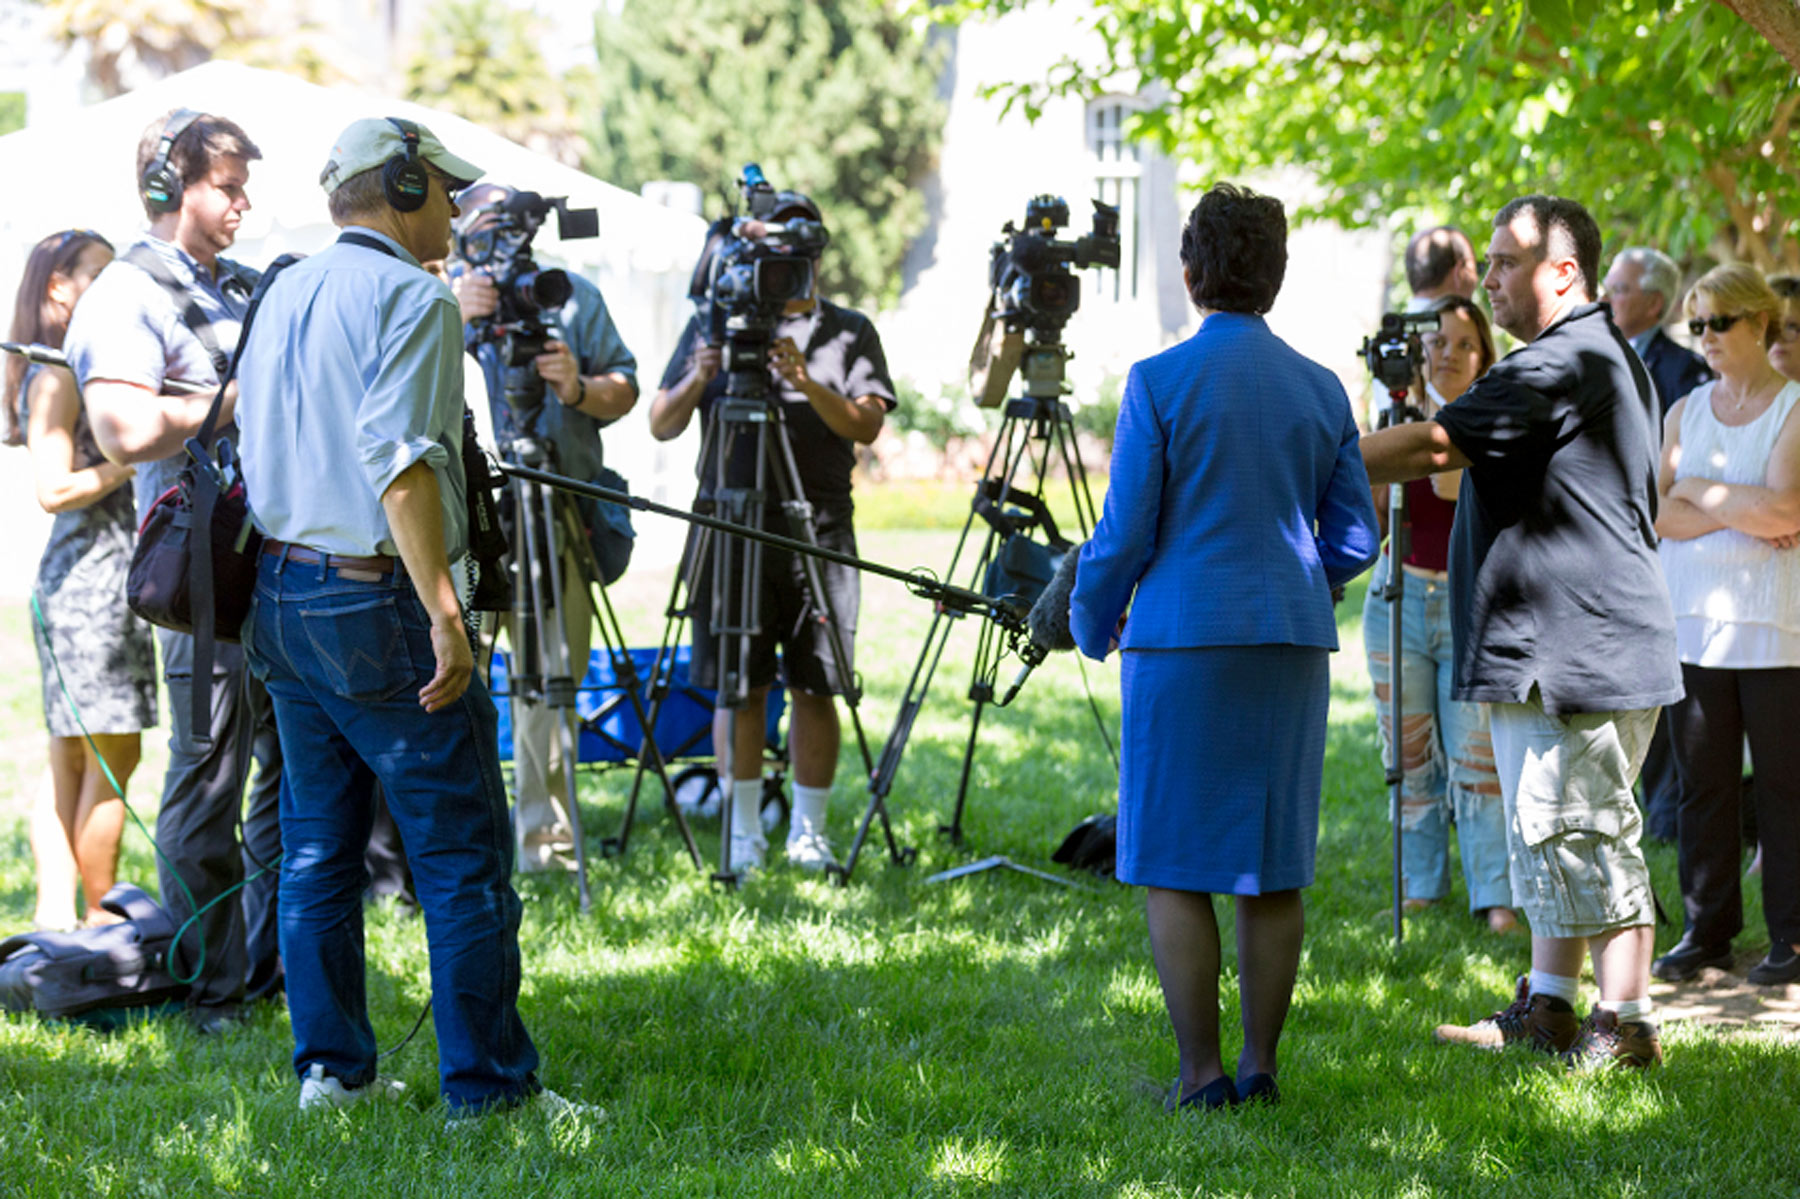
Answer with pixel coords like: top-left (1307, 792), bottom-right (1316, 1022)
top-left (1715, 0), bottom-right (1800, 72)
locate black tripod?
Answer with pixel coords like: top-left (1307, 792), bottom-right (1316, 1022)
top-left (1377, 377), bottom-right (1414, 948)
top-left (617, 353), bottom-right (904, 887)
top-left (853, 336), bottom-right (1102, 877)
top-left (476, 347), bottom-right (698, 911)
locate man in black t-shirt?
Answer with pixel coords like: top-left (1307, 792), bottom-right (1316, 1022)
top-left (1361, 195), bottom-right (1682, 1071)
top-left (649, 192), bottom-right (896, 873)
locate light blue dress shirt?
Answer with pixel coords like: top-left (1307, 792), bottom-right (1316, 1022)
top-left (235, 227), bottom-right (468, 560)
top-left (63, 235), bottom-right (255, 528)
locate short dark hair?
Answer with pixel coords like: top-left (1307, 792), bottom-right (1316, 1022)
top-left (1405, 226), bottom-right (1473, 294)
top-left (1493, 195), bottom-right (1601, 301)
top-left (1770, 274), bottom-right (1800, 302)
top-left (135, 110), bottom-right (262, 220)
top-left (1179, 183), bottom-right (1287, 315)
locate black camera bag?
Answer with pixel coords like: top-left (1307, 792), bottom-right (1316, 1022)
top-left (0, 884), bottom-right (189, 1020)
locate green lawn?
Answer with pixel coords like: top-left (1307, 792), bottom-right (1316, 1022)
top-left (1, 530), bottom-right (1795, 1197)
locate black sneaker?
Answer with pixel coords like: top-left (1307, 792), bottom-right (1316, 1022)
top-left (1747, 943), bottom-right (1800, 986)
top-left (1650, 935), bottom-right (1733, 982)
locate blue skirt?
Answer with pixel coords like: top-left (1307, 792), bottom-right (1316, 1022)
top-left (1117, 645), bottom-right (1330, 894)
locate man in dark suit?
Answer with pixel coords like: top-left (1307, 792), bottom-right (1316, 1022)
top-left (1603, 247), bottom-right (1713, 844)
top-left (1603, 247), bottom-right (1711, 413)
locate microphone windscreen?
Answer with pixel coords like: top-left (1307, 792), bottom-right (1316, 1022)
top-left (1027, 543), bottom-right (1081, 652)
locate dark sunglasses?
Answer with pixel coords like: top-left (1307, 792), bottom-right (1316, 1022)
top-left (1688, 313), bottom-right (1745, 336)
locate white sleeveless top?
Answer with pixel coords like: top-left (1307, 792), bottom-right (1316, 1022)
top-left (1659, 379), bottom-right (1800, 667)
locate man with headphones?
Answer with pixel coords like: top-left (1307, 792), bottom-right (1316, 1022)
top-left (648, 191), bottom-right (897, 872)
top-left (64, 109), bottom-right (284, 1029)
top-left (232, 117), bottom-right (575, 1119)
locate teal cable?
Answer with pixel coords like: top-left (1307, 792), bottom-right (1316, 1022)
top-left (30, 593), bottom-right (280, 986)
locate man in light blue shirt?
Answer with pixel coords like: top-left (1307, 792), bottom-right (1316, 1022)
top-left (65, 109), bottom-right (283, 1023)
top-left (236, 117), bottom-right (576, 1120)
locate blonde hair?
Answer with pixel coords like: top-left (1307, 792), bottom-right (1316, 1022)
top-left (1685, 262), bottom-right (1782, 348)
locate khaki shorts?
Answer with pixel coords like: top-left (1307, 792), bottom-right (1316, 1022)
top-left (1487, 692), bottom-right (1657, 938)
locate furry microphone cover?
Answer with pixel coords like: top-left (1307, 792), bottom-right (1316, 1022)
top-left (1026, 544), bottom-right (1080, 652)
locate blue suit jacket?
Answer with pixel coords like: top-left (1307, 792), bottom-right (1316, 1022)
top-left (1641, 326), bottom-right (1711, 415)
top-left (1070, 313), bottom-right (1380, 659)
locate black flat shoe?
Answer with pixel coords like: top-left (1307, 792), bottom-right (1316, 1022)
top-left (1168, 1075), bottom-right (1239, 1111)
top-left (1236, 1072), bottom-right (1280, 1105)
top-left (1747, 943), bottom-right (1800, 986)
top-left (1650, 935), bottom-right (1733, 982)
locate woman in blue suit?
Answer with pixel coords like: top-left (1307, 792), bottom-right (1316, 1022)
top-left (1071, 184), bottom-right (1380, 1109)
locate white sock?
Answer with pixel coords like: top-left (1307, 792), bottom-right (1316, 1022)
top-left (1598, 997), bottom-right (1654, 1022)
top-left (1527, 971), bottom-right (1579, 1005)
top-left (790, 783), bottom-right (831, 840)
top-left (730, 778), bottom-right (764, 843)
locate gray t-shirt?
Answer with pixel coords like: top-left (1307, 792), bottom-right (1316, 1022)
top-left (63, 236), bottom-right (255, 528)
top-left (1433, 302), bottom-right (1683, 715)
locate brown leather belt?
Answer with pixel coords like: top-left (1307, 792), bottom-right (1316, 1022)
top-left (262, 539), bottom-right (398, 581)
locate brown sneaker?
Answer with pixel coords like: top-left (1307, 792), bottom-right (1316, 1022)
top-left (1564, 1008), bottom-right (1664, 1071)
top-left (1433, 975), bottom-right (1580, 1053)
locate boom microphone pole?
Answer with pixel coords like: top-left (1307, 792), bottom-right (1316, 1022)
top-left (495, 462), bottom-right (1045, 673)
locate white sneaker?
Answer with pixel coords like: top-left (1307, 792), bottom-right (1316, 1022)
top-left (445, 1087), bottom-right (604, 1131)
top-left (298, 1062), bottom-right (407, 1111)
top-left (727, 833), bottom-right (767, 874)
top-left (785, 829), bottom-right (838, 871)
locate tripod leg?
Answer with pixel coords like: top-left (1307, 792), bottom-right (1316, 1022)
top-left (529, 480), bottom-right (593, 914)
top-left (943, 695), bottom-right (987, 846)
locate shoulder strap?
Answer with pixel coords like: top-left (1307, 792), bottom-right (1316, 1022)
top-left (120, 244), bottom-right (230, 379)
top-left (181, 251), bottom-right (303, 747)
top-left (191, 253), bottom-right (303, 454)
top-left (337, 230), bottom-right (402, 259)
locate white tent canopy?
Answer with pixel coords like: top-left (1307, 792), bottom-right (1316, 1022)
top-left (0, 61), bottom-right (711, 592)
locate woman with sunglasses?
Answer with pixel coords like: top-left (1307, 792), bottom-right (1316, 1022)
top-left (1360, 294), bottom-right (1517, 934)
top-left (1769, 275), bottom-right (1800, 384)
top-left (6, 229), bottom-right (157, 929)
top-left (1653, 263), bottom-right (1800, 987)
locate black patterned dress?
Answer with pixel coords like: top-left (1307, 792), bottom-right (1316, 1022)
top-left (21, 364), bottom-right (158, 737)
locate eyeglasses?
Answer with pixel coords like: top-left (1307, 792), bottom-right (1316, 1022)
top-left (1688, 313), bottom-right (1745, 336)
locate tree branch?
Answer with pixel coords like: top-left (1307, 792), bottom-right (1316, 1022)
top-left (1714, 0), bottom-right (1800, 73)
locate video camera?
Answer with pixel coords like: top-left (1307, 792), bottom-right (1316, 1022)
top-left (989, 196), bottom-right (1121, 336)
top-left (456, 190), bottom-right (599, 375)
top-left (1359, 310), bottom-right (1439, 397)
top-left (690, 164), bottom-right (830, 399)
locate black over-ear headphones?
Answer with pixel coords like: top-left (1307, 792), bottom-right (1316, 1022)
top-left (382, 118), bottom-right (431, 213)
top-left (141, 108), bottom-right (202, 215)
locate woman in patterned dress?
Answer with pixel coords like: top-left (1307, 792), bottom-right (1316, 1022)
top-left (7, 230), bottom-right (158, 928)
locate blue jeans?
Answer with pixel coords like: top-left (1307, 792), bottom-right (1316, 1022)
top-left (243, 552), bottom-right (539, 1111)
top-left (1360, 556), bottom-right (1511, 910)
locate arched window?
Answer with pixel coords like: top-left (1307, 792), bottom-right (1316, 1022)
top-left (1088, 96), bottom-right (1142, 303)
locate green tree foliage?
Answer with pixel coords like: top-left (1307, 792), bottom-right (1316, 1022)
top-left (948, 0), bottom-right (1799, 272)
top-left (584, 0), bottom-right (945, 309)
top-left (406, 0), bottom-right (583, 165)
top-left (46, 0), bottom-right (350, 95)
top-left (0, 93), bottom-right (24, 137)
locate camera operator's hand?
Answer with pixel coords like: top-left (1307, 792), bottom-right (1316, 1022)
top-left (451, 271), bottom-right (498, 325)
top-left (770, 336), bottom-right (812, 391)
top-left (534, 340), bottom-right (582, 405)
top-left (692, 344), bottom-right (722, 385)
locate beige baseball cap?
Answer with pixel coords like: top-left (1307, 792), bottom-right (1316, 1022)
top-left (318, 117), bottom-right (483, 196)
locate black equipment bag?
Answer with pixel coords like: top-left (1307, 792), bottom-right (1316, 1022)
top-left (125, 254), bottom-right (300, 743)
top-left (1052, 814), bottom-right (1117, 878)
top-left (975, 481), bottom-right (1072, 615)
top-left (0, 884), bottom-right (189, 1020)
top-left (583, 465), bottom-right (636, 587)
